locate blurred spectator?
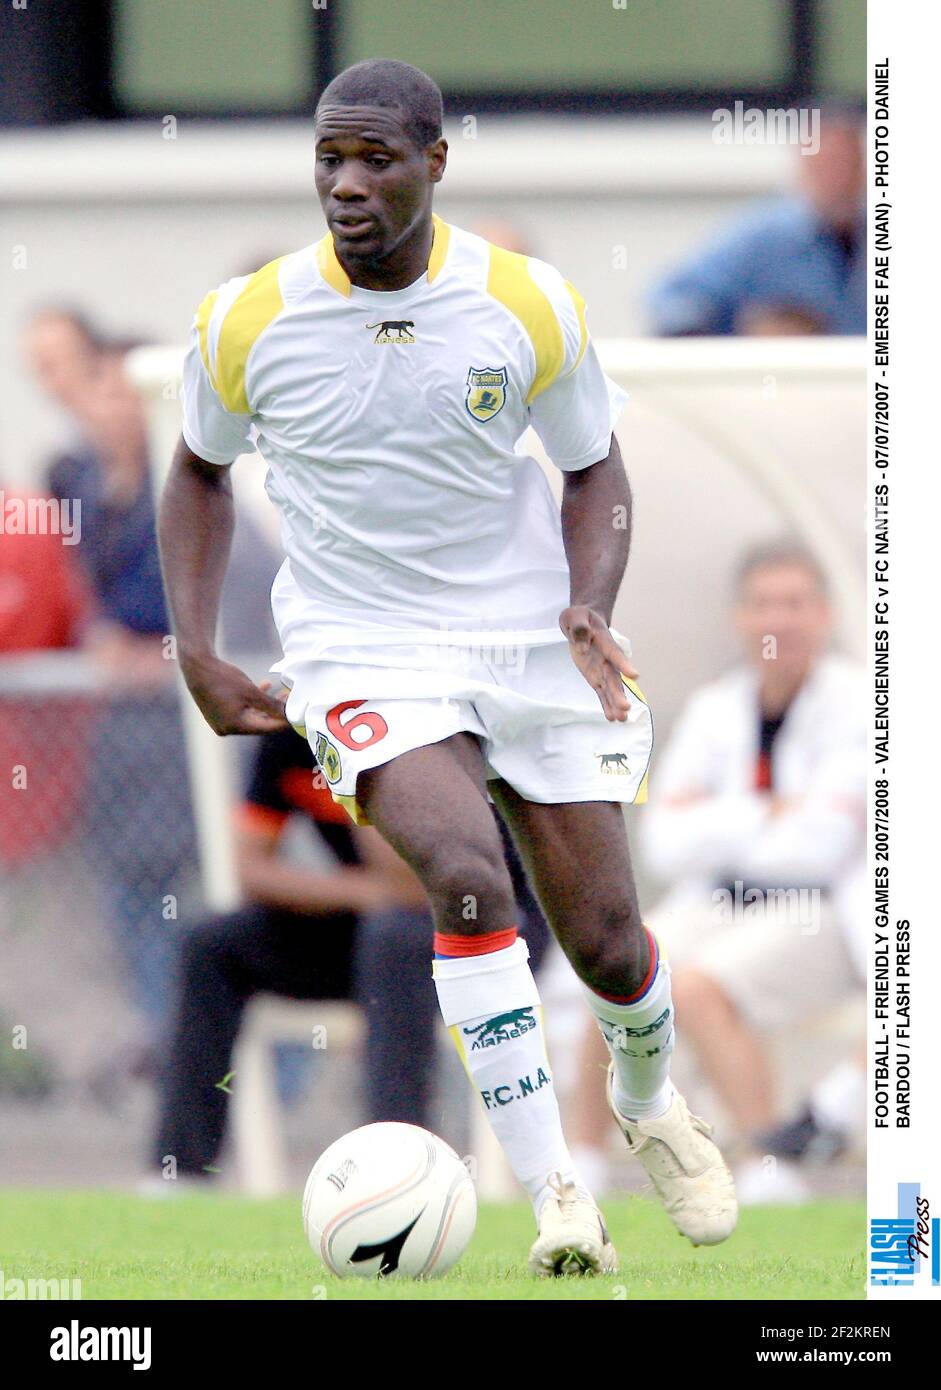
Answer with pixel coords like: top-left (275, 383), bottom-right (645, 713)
top-left (0, 484), bottom-right (93, 866)
top-left (24, 314), bottom-right (194, 1049)
top-left (0, 477), bottom-right (94, 1095)
top-left (151, 729), bottom-right (551, 1182)
top-left (471, 221), bottom-right (533, 255)
top-left (22, 308), bottom-right (282, 1047)
top-left (0, 485), bottom-right (90, 653)
top-left (757, 858), bottom-right (866, 1168)
top-left (649, 106), bottom-right (865, 336)
top-left (570, 540), bottom-right (865, 1201)
top-left (23, 308), bottom-right (103, 419)
top-left (24, 310), bottom-right (280, 660)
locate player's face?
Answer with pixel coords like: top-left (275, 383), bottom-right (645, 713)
top-left (734, 564), bottom-right (832, 675)
top-left (314, 104), bottom-right (446, 268)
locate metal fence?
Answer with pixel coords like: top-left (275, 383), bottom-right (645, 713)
top-left (0, 654), bottom-right (202, 1098)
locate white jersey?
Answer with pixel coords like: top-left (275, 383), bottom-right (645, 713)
top-left (181, 216), bottom-right (626, 659)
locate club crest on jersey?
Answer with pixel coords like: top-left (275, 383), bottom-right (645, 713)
top-left (465, 366), bottom-right (508, 423)
top-left (365, 319), bottom-right (416, 344)
top-left (314, 732), bottom-right (342, 785)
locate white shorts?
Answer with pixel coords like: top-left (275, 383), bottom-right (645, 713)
top-left (276, 640), bottom-right (654, 826)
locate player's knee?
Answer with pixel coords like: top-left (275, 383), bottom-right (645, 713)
top-left (421, 843), bottom-right (516, 931)
top-left (571, 906), bottom-right (648, 993)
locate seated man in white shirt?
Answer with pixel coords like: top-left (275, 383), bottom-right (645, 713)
top-left (570, 539), bottom-right (865, 1202)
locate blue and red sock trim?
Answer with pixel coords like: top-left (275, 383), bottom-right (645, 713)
top-left (434, 926), bottom-right (518, 959)
top-left (593, 927), bottom-right (659, 1004)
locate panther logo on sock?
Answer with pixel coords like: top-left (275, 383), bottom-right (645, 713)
top-left (601, 1007), bottom-right (671, 1041)
top-left (463, 1006), bottom-right (536, 1049)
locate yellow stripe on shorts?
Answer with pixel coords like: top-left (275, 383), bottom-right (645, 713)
top-left (620, 675), bottom-right (652, 805)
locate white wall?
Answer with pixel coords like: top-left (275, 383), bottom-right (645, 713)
top-left (1, 115), bottom-right (798, 485)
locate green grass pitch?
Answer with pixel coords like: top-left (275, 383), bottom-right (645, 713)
top-left (0, 1191), bottom-right (865, 1300)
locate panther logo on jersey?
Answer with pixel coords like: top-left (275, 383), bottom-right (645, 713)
top-left (465, 365), bottom-right (508, 423)
top-left (366, 319), bottom-right (416, 344)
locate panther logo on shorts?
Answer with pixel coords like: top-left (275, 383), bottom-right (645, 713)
top-left (597, 752), bottom-right (631, 775)
top-left (314, 733), bottom-right (343, 785)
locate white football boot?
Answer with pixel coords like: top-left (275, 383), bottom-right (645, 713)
top-left (528, 1172), bottom-right (618, 1277)
top-left (606, 1065), bottom-right (737, 1246)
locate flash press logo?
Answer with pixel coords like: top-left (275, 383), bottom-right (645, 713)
top-left (870, 1183), bottom-right (937, 1288)
top-left (712, 101), bottom-right (820, 154)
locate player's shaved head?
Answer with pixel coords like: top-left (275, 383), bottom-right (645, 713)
top-left (314, 60), bottom-right (447, 289)
top-left (317, 59), bottom-right (443, 150)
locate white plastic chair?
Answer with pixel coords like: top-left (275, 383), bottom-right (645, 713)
top-left (231, 993), bottom-right (517, 1199)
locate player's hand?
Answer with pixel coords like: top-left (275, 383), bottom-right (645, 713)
top-left (559, 605), bottom-right (639, 723)
top-left (180, 654), bottom-right (291, 736)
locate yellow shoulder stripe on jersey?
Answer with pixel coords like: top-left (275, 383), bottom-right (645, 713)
top-left (316, 233), bottom-right (351, 297)
top-left (215, 258), bottom-right (287, 415)
top-left (565, 280), bottom-right (589, 373)
top-left (427, 214), bottom-right (451, 282)
top-left (486, 245), bottom-right (565, 404)
top-left (316, 215), bottom-right (450, 297)
top-left (195, 290), bottom-right (219, 386)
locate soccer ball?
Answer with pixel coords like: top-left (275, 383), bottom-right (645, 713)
top-left (303, 1122), bottom-right (477, 1279)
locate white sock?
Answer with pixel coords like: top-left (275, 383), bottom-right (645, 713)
top-left (810, 1059), bottom-right (865, 1136)
top-left (434, 935), bottom-right (581, 1214)
top-left (569, 1143), bottom-right (612, 1199)
top-left (582, 930), bottom-right (675, 1122)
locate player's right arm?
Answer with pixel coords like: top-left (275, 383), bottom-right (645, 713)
top-left (158, 282), bottom-right (288, 735)
top-left (159, 440), bottom-right (288, 734)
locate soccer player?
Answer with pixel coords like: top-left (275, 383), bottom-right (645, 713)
top-left (159, 58), bottom-right (736, 1275)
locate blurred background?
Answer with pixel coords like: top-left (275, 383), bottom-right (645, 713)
top-left (0, 1), bottom-right (866, 1205)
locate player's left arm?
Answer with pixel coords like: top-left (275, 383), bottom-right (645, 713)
top-left (558, 434), bottom-right (638, 723)
top-left (523, 264), bottom-right (637, 721)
